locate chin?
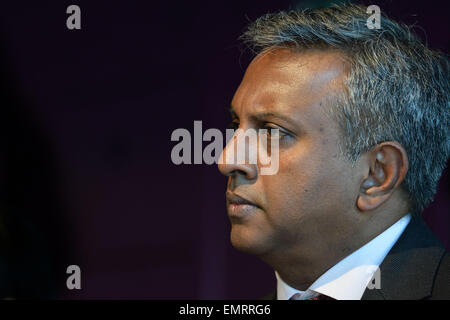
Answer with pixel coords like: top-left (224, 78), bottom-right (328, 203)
top-left (230, 224), bottom-right (271, 256)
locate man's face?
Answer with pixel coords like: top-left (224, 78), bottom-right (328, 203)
top-left (218, 48), bottom-right (363, 260)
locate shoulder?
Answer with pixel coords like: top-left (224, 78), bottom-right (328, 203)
top-left (363, 214), bottom-right (448, 300)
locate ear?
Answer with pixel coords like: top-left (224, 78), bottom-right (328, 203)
top-left (357, 141), bottom-right (409, 212)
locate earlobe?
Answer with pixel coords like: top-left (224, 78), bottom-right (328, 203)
top-left (357, 193), bottom-right (391, 211)
top-left (356, 142), bottom-right (408, 212)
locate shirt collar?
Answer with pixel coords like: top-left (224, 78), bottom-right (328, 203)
top-left (276, 213), bottom-right (411, 300)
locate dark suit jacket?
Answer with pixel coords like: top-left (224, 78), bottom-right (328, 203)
top-left (261, 214), bottom-right (450, 300)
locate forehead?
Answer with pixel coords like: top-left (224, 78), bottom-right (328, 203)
top-left (231, 48), bottom-right (348, 123)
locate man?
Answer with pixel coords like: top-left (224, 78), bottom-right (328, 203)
top-left (217, 4), bottom-right (449, 300)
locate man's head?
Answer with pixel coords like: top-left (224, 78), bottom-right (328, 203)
top-left (217, 4), bottom-right (449, 282)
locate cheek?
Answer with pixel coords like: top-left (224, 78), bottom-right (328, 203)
top-left (261, 153), bottom-right (322, 221)
top-left (261, 144), bottom-right (350, 224)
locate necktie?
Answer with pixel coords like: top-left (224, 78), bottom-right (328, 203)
top-left (289, 292), bottom-right (335, 300)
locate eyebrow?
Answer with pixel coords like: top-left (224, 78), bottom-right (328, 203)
top-left (229, 105), bottom-right (300, 130)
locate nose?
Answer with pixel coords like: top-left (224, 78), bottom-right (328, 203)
top-left (217, 130), bottom-right (258, 180)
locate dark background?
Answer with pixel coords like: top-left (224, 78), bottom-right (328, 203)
top-left (0, 0), bottom-right (448, 299)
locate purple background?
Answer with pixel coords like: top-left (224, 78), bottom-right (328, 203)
top-left (0, 0), bottom-right (448, 299)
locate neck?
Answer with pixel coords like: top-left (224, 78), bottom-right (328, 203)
top-left (259, 206), bottom-right (409, 291)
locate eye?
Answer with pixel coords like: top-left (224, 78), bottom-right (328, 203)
top-left (261, 123), bottom-right (288, 138)
top-left (259, 123), bottom-right (296, 148)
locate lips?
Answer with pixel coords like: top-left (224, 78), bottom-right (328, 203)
top-left (226, 192), bottom-right (258, 206)
top-left (226, 191), bottom-right (261, 218)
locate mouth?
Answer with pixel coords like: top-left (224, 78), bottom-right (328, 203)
top-left (226, 191), bottom-right (261, 218)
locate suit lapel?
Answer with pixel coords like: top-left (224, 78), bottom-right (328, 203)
top-left (362, 214), bottom-right (445, 300)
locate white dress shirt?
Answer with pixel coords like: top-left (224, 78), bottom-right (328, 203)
top-left (276, 213), bottom-right (411, 300)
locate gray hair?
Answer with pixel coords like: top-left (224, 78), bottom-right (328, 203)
top-left (239, 3), bottom-right (449, 213)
